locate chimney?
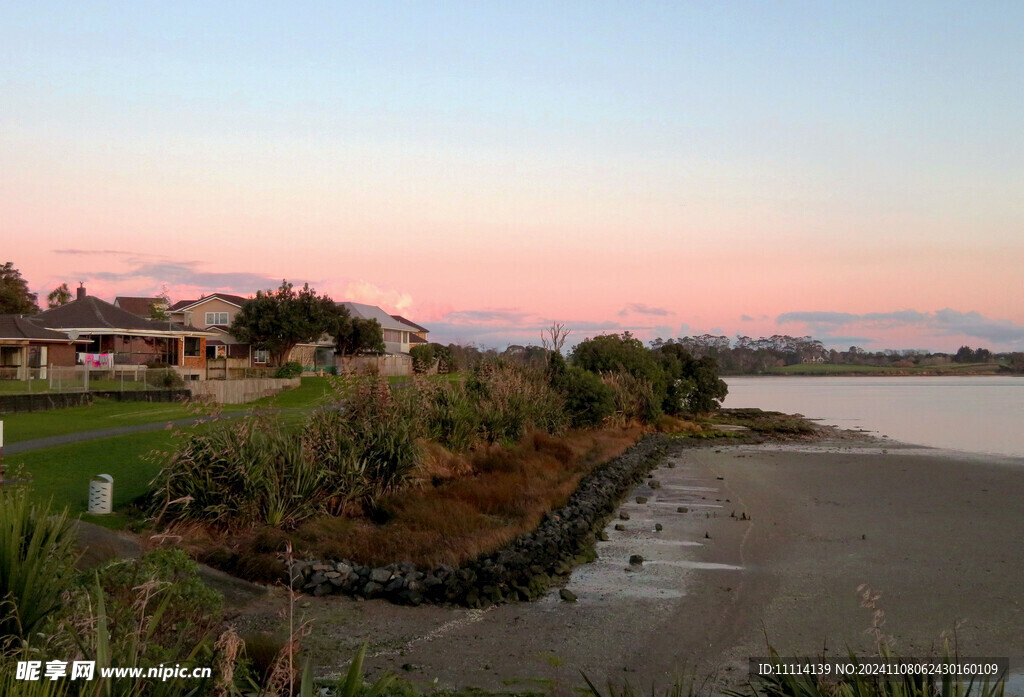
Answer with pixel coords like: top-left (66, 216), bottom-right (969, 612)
top-left (77, 283), bottom-right (86, 301)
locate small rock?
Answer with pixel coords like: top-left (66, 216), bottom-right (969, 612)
top-left (649, 480), bottom-right (661, 489)
top-left (716, 476), bottom-right (724, 480)
top-left (677, 506), bottom-right (688, 513)
top-left (370, 568), bottom-right (392, 584)
top-left (705, 532), bottom-right (710, 539)
top-left (619, 511), bottom-right (630, 521)
top-left (559, 588), bottom-right (578, 602)
top-left (636, 496), bottom-right (648, 504)
top-left (597, 530), bottom-right (610, 541)
top-left (629, 554), bottom-right (643, 566)
top-left (614, 523), bottom-right (626, 531)
top-left (654, 523), bottom-right (663, 532)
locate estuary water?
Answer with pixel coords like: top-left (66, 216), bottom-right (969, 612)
top-left (723, 376), bottom-right (1024, 459)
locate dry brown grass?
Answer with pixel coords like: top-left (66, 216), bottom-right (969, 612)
top-left (653, 414), bottom-right (703, 434)
top-left (194, 424), bottom-right (644, 578)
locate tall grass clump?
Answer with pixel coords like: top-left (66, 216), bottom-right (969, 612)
top-left (466, 361), bottom-right (567, 443)
top-left (149, 416), bottom-right (326, 529)
top-left (410, 377), bottom-right (481, 452)
top-left (304, 375), bottom-right (421, 507)
top-left (600, 371), bottom-right (660, 424)
top-left (0, 489), bottom-right (77, 643)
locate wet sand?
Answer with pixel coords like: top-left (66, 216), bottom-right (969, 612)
top-left (241, 441), bottom-right (1024, 692)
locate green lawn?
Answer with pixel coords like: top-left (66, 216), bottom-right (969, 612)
top-left (0, 399), bottom-right (197, 444)
top-left (2, 374), bottom-right (443, 523)
top-left (7, 430), bottom-right (177, 516)
top-left (0, 377), bottom-right (342, 445)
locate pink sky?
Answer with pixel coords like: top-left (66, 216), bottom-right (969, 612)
top-left (3, 3), bottom-right (1023, 352)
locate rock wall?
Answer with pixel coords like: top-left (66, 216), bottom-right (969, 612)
top-left (291, 434), bottom-right (669, 606)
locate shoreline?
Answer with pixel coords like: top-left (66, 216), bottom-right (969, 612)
top-left (230, 430), bottom-right (1024, 691)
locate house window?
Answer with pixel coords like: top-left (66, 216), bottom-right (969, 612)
top-left (205, 311), bottom-right (229, 326)
top-left (184, 337), bottom-right (201, 357)
top-left (253, 349), bottom-right (269, 364)
top-left (383, 329), bottom-right (402, 343)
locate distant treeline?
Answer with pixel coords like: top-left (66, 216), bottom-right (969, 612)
top-left (414, 335), bottom-right (1023, 376)
top-left (648, 334), bottom-right (1024, 374)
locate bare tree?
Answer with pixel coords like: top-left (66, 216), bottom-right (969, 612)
top-left (540, 321), bottom-right (571, 355)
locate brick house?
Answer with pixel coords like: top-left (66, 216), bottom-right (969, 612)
top-left (32, 286), bottom-right (214, 380)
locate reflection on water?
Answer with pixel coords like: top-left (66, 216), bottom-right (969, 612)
top-left (724, 376), bottom-right (1024, 458)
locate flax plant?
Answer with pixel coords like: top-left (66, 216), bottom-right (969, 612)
top-left (0, 489), bottom-right (77, 643)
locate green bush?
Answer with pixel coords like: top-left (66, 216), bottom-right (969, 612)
top-left (658, 344), bottom-right (728, 415)
top-left (430, 343), bottom-right (455, 373)
top-left (0, 490), bottom-right (77, 642)
top-left (409, 344), bottom-right (435, 374)
top-left (552, 364), bottom-right (615, 428)
top-left (81, 548), bottom-right (223, 667)
top-left (145, 366), bottom-right (184, 390)
top-left (274, 361), bottom-right (303, 378)
top-left (571, 333), bottom-right (666, 421)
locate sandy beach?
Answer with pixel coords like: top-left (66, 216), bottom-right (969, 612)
top-left (238, 438), bottom-right (1024, 692)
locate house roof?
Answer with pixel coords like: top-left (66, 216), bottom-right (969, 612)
top-left (32, 296), bottom-right (209, 335)
top-left (390, 314), bottom-right (429, 334)
top-left (0, 315), bottom-right (76, 342)
top-left (113, 296), bottom-right (167, 317)
top-left (409, 334), bottom-right (428, 344)
top-left (339, 302), bottom-right (421, 333)
top-left (169, 293), bottom-right (250, 312)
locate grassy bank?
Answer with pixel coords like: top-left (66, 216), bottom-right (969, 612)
top-left (190, 424), bottom-right (645, 580)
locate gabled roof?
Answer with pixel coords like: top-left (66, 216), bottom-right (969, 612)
top-left (168, 293), bottom-right (249, 312)
top-left (32, 296), bottom-right (209, 335)
top-left (390, 314), bottom-right (429, 334)
top-left (339, 302), bottom-right (420, 333)
top-left (0, 315), bottom-right (76, 342)
top-left (114, 296), bottom-right (166, 317)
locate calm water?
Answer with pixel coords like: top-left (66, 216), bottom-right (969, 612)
top-left (723, 376), bottom-right (1024, 459)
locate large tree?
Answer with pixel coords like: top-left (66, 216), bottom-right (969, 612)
top-left (334, 315), bottom-right (385, 356)
top-left (230, 281), bottom-right (339, 366)
top-left (0, 262), bottom-right (38, 314)
top-left (47, 282), bottom-right (72, 308)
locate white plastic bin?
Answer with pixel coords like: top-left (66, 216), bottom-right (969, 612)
top-left (88, 474), bottom-right (114, 514)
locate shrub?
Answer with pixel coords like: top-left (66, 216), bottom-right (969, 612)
top-left (430, 343), bottom-right (455, 373)
top-left (571, 333), bottom-right (667, 420)
top-left (552, 364), bottom-right (615, 428)
top-left (657, 343), bottom-right (728, 414)
top-left (274, 361), bottom-right (303, 378)
top-left (80, 548), bottom-right (223, 667)
top-left (0, 491), bottom-right (77, 644)
top-left (146, 366), bottom-right (184, 390)
top-left (409, 344), bottom-right (435, 374)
